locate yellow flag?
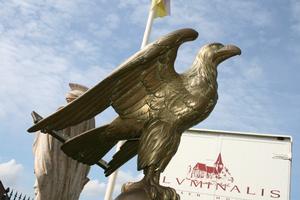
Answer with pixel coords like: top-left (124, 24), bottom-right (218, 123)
top-left (152, 0), bottom-right (170, 18)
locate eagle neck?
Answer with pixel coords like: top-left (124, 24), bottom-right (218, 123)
top-left (184, 56), bottom-right (218, 91)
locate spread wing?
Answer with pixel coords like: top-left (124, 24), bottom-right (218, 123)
top-left (28, 28), bottom-right (198, 132)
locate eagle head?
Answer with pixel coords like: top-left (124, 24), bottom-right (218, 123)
top-left (198, 43), bottom-right (241, 66)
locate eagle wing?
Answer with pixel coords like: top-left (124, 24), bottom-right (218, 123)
top-left (28, 28), bottom-right (198, 132)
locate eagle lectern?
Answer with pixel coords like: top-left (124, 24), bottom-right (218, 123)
top-left (28, 28), bottom-right (241, 200)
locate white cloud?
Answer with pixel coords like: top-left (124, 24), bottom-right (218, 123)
top-left (0, 159), bottom-right (24, 187)
top-left (119, 0), bottom-right (273, 42)
top-left (0, 0), bottom-right (116, 131)
top-left (81, 170), bottom-right (142, 200)
top-left (114, 170), bottom-right (143, 194)
top-left (0, 39), bottom-right (68, 120)
top-left (0, 36), bottom-right (112, 130)
top-left (88, 13), bottom-right (121, 40)
top-left (81, 179), bottom-right (106, 198)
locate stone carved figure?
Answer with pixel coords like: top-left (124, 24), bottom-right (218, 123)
top-left (33, 83), bottom-right (95, 200)
top-left (29, 29), bottom-right (241, 200)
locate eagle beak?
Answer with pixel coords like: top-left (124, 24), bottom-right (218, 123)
top-left (214, 45), bottom-right (241, 64)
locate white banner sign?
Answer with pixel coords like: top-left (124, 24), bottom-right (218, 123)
top-left (160, 129), bottom-right (292, 200)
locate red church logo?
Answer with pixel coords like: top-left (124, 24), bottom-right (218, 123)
top-left (187, 153), bottom-right (234, 183)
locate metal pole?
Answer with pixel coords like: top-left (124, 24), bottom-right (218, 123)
top-left (103, 4), bottom-right (156, 200)
top-left (103, 141), bottom-right (124, 200)
top-left (141, 8), bottom-right (155, 49)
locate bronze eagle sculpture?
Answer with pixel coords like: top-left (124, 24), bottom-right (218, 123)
top-left (28, 28), bottom-right (241, 199)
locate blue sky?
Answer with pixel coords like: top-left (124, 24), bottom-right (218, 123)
top-left (0, 0), bottom-right (299, 199)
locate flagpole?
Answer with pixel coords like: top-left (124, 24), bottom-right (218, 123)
top-left (141, 8), bottom-right (155, 49)
top-left (103, 141), bottom-right (124, 200)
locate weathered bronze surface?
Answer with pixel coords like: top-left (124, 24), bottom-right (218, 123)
top-left (28, 28), bottom-right (241, 200)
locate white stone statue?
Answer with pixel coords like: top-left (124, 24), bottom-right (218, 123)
top-left (33, 83), bottom-right (95, 200)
